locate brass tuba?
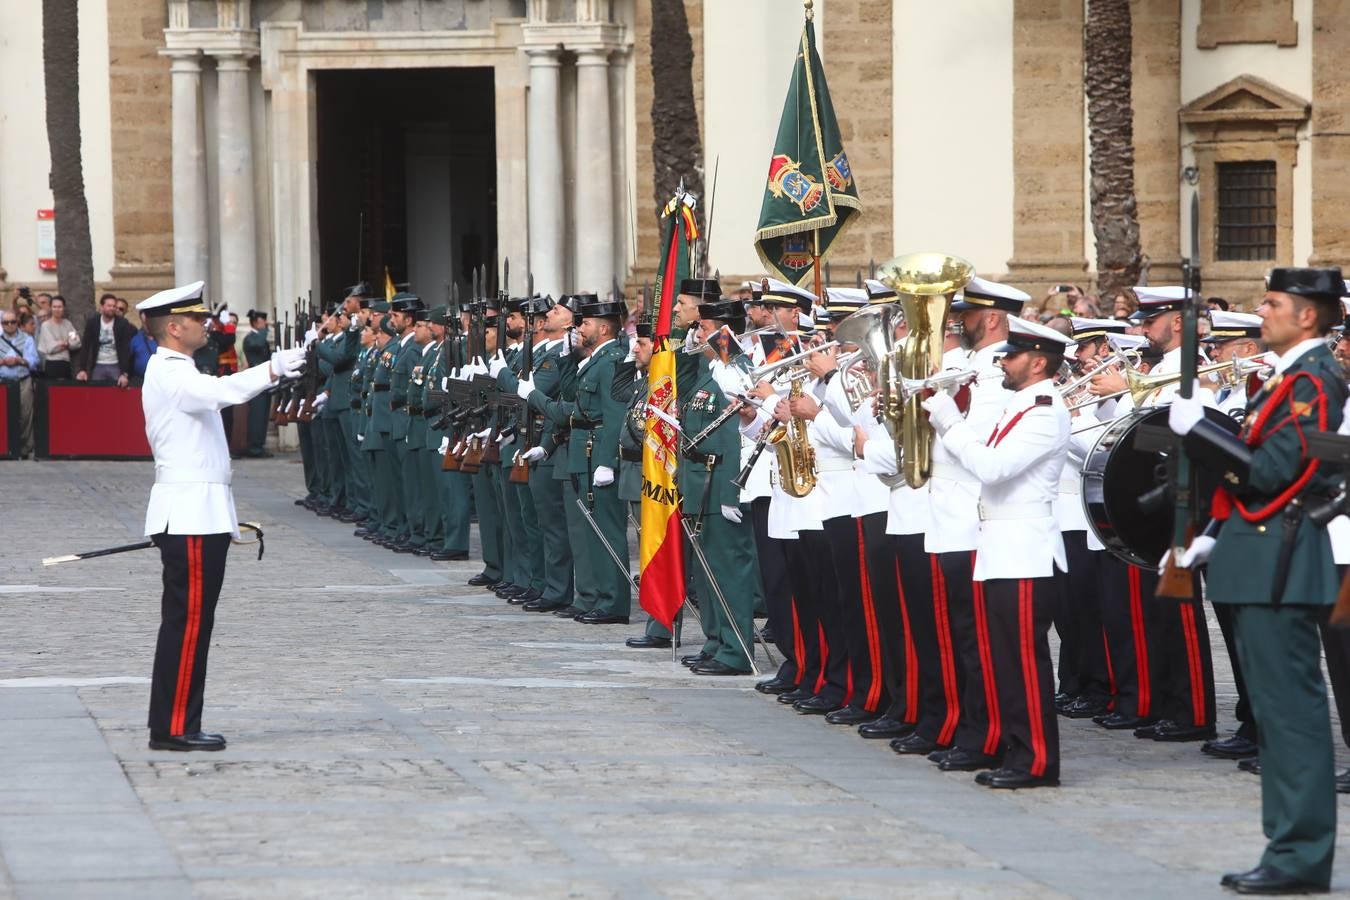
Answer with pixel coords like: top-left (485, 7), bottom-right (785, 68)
top-left (877, 252), bottom-right (975, 488)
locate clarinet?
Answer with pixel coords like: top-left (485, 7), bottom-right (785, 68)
top-left (731, 422), bottom-right (774, 491)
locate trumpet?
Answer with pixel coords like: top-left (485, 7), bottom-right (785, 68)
top-left (897, 367), bottom-right (978, 400)
top-left (1068, 354), bottom-right (1272, 411)
top-left (746, 341), bottom-right (840, 383)
top-left (1057, 349), bottom-right (1140, 407)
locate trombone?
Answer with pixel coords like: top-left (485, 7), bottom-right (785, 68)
top-left (1067, 354), bottom-right (1272, 412)
top-left (746, 341), bottom-right (840, 383)
top-left (1057, 348), bottom-right (1140, 404)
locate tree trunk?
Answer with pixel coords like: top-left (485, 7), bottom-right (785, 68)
top-left (42, 0), bottom-right (96, 325)
top-left (649, 0), bottom-right (706, 271)
top-left (1085, 0), bottom-right (1142, 295)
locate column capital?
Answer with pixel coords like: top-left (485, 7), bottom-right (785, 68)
top-left (209, 53), bottom-right (255, 72)
top-left (159, 47), bottom-right (203, 70)
top-left (573, 46), bottom-right (614, 65)
top-left (523, 45), bottom-right (563, 65)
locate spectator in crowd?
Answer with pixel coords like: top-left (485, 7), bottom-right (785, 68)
top-left (115, 297), bottom-right (129, 317)
top-left (36, 295), bottom-right (82, 379)
top-left (32, 292), bottom-right (52, 328)
top-left (1071, 293), bottom-right (1102, 317)
top-left (1206, 296), bottom-right (1230, 311)
top-left (242, 310), bottom-right (272, 458)
top-left (18, 312), bottom-right (35, 339)
top-left (1106, 288), bottom-right (1137, 320)
top-left (0, 309), bottom-right (39, 457)
top-left (76, 292), bottom-right (136, 386)
top-left (129, 310), bottom-right (157, 378)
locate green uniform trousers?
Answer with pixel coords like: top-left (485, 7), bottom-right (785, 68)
top-left (1232, 603), bottom-right (1336, 887)
top-left (297, 419), bottom-right (319, 499)
top-left (320, 417), bottom-right (347, 511)
top-left (530, 466), bottom-right (573, 605)
top-left (439, 468), bottom-right (472, 553)
top-left (377, 439), bottom-right (404, 538)
top-left (246, 394), bottom-right (269, 456)
top-left (497, 460), bottom-right (524, 587)
top-left (513, 477), bottom-right (545, 593)
top-left (399, 441), bottom-right (424, 547)
top-left (587, 482), bottom-right (632, 617)
top-left (563, 477), bottom-right (598, 613)
top-left (472, 462), bottom-right (504, 581)
top-left (689, 505), bottom-right (757, 670)
top-left (419, 442), bottom-right (445, 548)
top-left (340, 409), bottom-right (371, 519)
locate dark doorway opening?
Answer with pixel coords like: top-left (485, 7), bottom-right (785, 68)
top-left (315, 68), bottom-right (497, 307)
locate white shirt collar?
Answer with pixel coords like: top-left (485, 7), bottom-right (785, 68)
top-left (399, 332), bottom-right (414, 347)
top-left (591, 338), bottom-right (616, 356)
top-left (1274, 338), bottom-right (1327, 375)
top-left (155, 346), bottom-right (192, 362)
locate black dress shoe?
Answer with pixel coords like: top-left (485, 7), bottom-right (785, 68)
top-left (1054, 692), bottom-right (1077, 714)
top-left (338, 511), bottom-right (360, 523)
top-left (681, 652), bottom-right (711, 668)
top-left (1226, 864), bottom-right (1327, 895)
top-left (758, 624), bottom-right (776, 644)
top-left (1238, 757), bottom-right (1262, 775)
top-left (523, 598), bottom-right (569, 613)
top-left (552, 605), bottom-right (584, 619)
top-left (493, 583), bottom-right (521, 598)
top-left (430, 550), bottom-right (467, 561)
top-left (626, 635), bottom-right (673, 649)
top-left (937, 747), bottom-right (1002, 772)
top-left (793, 695), bottom-right (843, 715)
top-left (391, 541), bottom-right (417, 554)
top-left (414, 547), bottom-right (433, 557)
top-left (1063, 696), bottom-right (1111, 719)
top-left (980, 767), bottom-right (1059, 790)
top-left (148, 732), bottom-right (227, 752)
top-left (1202, 734), bottom-right (1260, 760)
top-left (858, 717), bottom-right (915, 740)
top-left (824, 706), bottom-right (879, 726)
top-left (890, 733), bottom-right (947, 755)
top-left (754, 676), bottom-right (794, 694)
top-left (577, 610), bottom-right (630, 625)
top-left (1096, 712), bottom-right (1150, 730)
top-left (692, 659), bottom-right (751, 676)
top-left (1337, 768), bottom-right (1350, 794)
top-left (354, 526), bottom-right (373, 537)
top-left (510, 589), bottom-right (541, 605)
top-left (467, 573), bottom-right (496, 586)
top-left (777, 687), bottom-right (812, 705)
top-left (1143, 720), bottom-right (1216, 742)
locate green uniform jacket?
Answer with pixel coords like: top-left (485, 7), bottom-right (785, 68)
top-left (613, 360), bottom-right (649, 504)
top-left (389, 334), bottom-right (419, 441)
top-left (242, 329), bottom-right (270, 368)
top-left (532, 340), bottom-right (626, 476)
top-left (1201, 343), bottom-right (1348, 605)
top-left (422, 340), bottom-right (448, 451)
top-left (317, 328), bottom-right (359, 415)
top-left (677, 353), bottom-right (744, 516)
top-left (368, 339), bottom-right (398, 437)
top-left (406, 340), bottom-right (433, 446)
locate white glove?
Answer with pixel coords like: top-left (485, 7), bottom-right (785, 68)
top-left (313, 391), bottom-right (329, 411)
top-left (920, 391), bottom-right (962, 435)
top-left (1168, 390), bottom-right (1206, 436)
top-left (516, 377), bottom-right (535, 401)
top-left (593, 465), bottom-right (615, 487)
top-left (441, 377), bottom-right (449, 390)
top-left (683, 329), bottom-right (699, 353)
top-left (720, 504), bottom-right (744, 524)
top-left (438, 436), bottom-right (450, 454)
top-left (473, 428), bottom-right (492, 441)
top-left (1159, 534), bottom-right (1216, 570)
top-left (271, 346), bottom-right (306, 378)
top-left (356, 433), bottom-right (364, 443)
top-left (304, 326), bottom-right (319, 345)
top-left (522, 446), bottom-right (547, 463)
top-left (498, 432), bottom-right (516, 446)
top-left (488, 352), bottom-right (508, 378)
top-left (624, 344), bottom-right (636, 363)
top-left (218, 307), bottom-right (231, 324)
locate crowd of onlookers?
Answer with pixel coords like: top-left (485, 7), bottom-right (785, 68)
top-left (1, 285), bottom-right (260, 459)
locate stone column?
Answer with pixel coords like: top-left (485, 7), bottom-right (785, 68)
top-left (573, 47), bottom-right (616, 295)
top-left (526, 47), bottom-right (566, 298)
top-left (211, 53), bottom-right (259, 308)
top-left (167, 51), bottom-right (210, 286)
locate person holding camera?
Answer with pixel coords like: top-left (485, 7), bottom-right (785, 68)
top-left (36, 295), bottom-right (82, 379)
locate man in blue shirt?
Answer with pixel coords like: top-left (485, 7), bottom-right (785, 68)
top-left (0, 309), bottom-right (40, 457)
top-left (130, 311), bottom-right (158, 378)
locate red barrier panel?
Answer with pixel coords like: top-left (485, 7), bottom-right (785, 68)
top-left (38, 382), bottom-right (152, 459)
top-left (0, 382), bottom-right (11, 458)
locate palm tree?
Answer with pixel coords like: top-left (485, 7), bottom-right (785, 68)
top-left (42, 0), bottom-right (96, 323)
top-left (1085, 0), bottom-right (1142, 294)
top-left (649, 0), bottom-right (706, 269)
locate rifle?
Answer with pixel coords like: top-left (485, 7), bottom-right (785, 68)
top-left (460, 267), bottom-right (490, 472)
top-left (1157, 209), bottom-right (1202, 600)
top-left (272, 309), bottom-right (294, 424)
top-left (267, 311), bottom-right (285, 421)
top-left (508, 272), bottom-right (537, 484)
top-left (283, 301), bottom-right (309, 423)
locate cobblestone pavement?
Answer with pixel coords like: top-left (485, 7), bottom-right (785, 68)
top-left (3, 457), bottom-right (1350, 898)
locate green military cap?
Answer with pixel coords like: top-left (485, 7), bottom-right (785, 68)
top-left (427, 305), bottom-right (451, 326)
top-left (370, 300), bottom-right (391, 313)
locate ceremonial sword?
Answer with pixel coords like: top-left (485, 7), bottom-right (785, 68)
top-left (43, 523), bottom-right (266, 566)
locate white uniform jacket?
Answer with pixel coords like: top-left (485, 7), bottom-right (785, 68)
top-left (857, 415), bottom-right (931, 535)
top-left (934, 378), bottom-right (1070, 581)
top-left (926, 345), bottom-right (1011, 553)
top-left (142, 347), bottom-right (274, 537)
top-left (742, 380), bottom-right (825, 539)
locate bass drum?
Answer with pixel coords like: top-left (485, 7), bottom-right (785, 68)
top-left (1081, 406), bottom-right (1240, 570)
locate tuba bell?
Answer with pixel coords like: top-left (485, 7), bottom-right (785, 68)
top-left (874, 252), bottom-right (975, 488)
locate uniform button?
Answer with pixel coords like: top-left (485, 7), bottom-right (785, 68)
top-left (1257, 525), bottom-right (1266, 533)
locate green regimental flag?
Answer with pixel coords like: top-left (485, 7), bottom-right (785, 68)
top-left (754, 16), bottom-right (862, 286)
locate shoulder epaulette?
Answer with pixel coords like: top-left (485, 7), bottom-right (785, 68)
top-left (1035, 395), bottom-right (1052, 406)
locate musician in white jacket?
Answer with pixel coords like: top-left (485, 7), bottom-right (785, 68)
top-left (921, 316), bottom-right (1071, 789)
top-left (137, 282), bottom-right (306, 752)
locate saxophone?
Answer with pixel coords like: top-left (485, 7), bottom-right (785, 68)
top-left (768, 372), bottom-right (817, 497)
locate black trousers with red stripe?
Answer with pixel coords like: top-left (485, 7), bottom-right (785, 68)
top-left (1099, 554), bottom-right (1154, 718)
top-left (823, 514), bottom-right (889, 714)
top-left (943, 551), bottom-right (1001, 756)
top-left (908, 547), bottom-right (962, 746)
top-left (783, 527), bottom-right (849, 704)
top-left (1148, 587), bottom-right (1215, 729)
top-left (148, 532), bottom-right (231, 738)
top-left (863, 523), bottom-right (921, 723)
top-left (1053, 533), bottom-right (1111, 702)
top-left (752, 498), bottom-right (798, 684)
top-left (983, 576), bottom-right (1060, 780)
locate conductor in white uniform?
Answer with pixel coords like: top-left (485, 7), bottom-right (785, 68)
top-left (137, 282), bottom-right (305, 751)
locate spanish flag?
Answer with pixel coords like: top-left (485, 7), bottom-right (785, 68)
top-left (639, 190), bottom-right (698, 629)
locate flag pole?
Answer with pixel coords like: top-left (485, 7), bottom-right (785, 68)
top-left (812, 229), bottom-right (823, 303)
